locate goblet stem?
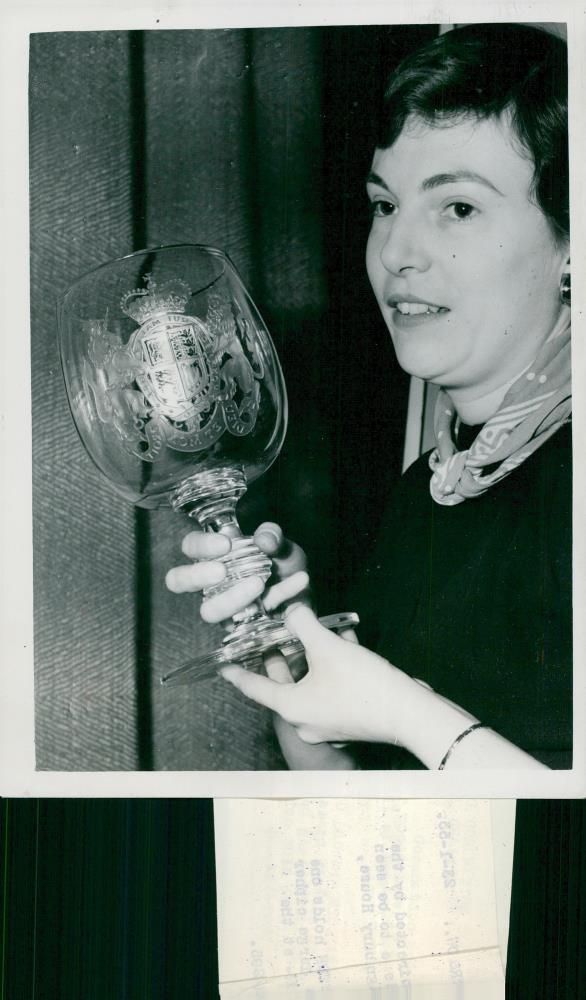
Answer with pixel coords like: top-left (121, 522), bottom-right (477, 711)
top-left (170, 465), bottom-right (274, 633)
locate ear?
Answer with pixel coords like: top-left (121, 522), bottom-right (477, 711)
top-left (557, 249), bottom-right (570, 279)
top-left (559, 254), bottom-right (571, 307)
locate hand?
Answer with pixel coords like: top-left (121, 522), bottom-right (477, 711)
top-left (221, 608), bottom-right (547, 771)
top-left (263, 651), bottom-right (359, 770)
top-left (220, 605), bottom-right (417, 747)
top-left (165, 522), bottom-right (311, 624)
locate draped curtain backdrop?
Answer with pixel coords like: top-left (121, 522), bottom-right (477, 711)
top-left (30, 26), bottom-right (435, 770)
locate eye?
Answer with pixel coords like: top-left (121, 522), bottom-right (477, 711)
top-left (443, 201), bottom-right (478, 221)
top-left (368, 198), bottom-right (396, 219)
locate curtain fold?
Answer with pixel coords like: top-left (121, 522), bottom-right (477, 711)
top-left (30, 32), bottom-right (140, 769)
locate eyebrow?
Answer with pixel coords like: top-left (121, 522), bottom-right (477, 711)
top-left (366, 169), bottom-right (504, 196)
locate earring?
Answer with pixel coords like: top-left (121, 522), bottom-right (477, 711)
top-left (560, 261), bottom-right (571, 306)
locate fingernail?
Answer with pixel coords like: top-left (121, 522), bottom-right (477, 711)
top-left (284, 600), bottom-right (306, 619)
top-left (284, 603), bottom-right (317, 638)
top-left (257, 527), bottom-right (281, 551)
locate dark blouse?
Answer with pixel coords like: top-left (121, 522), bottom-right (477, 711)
top-left (355, 422), bottom-right (572, 769)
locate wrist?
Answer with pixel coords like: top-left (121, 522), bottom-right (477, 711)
top-left (437, 723), bottom-right (484, 768)
top-left (396, 677), bottom-right (479, 769)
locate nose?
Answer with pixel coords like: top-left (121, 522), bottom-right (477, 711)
top-left (378, 210), bottom-right (431, 276)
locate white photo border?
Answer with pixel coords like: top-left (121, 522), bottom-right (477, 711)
top-left (1, 0), bottom-right (584, 798)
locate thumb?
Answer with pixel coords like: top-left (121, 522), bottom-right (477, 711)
top-left (254, 522), bottom-right (285, 556)
top-left (284, 604), bottom-right (330, 647)
top-left (220, 664), bottom-right (286, 713)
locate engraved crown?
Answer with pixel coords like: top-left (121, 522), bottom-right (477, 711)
top-left (120, 274), bottom-right (191, 324)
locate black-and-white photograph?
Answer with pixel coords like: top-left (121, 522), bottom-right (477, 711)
top-left (24, 16), bottom-right (582, 786)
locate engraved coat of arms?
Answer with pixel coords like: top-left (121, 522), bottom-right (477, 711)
top-left (80, 275), bottom-right (264, 461)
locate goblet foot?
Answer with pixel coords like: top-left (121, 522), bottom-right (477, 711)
top-left (159, 611), bottom-right (360, 686)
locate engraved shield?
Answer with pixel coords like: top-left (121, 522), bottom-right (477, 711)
top-left (132, 313), bottom-right (217, 422)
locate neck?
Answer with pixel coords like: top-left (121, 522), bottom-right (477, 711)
top-left (449, 376), bottom-right (524, 425)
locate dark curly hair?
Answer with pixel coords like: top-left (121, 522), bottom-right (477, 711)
top-left (377, 24), bottom-right (569, 243)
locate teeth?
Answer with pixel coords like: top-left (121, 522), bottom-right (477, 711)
top-left (395, 302), bottom-right (443, 315)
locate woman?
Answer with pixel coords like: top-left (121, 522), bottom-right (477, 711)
top-left (167, 24), bottom-right (572, 770)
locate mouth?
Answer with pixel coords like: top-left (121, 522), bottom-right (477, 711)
top-left (386, 298), bottom-right (450, 329)
top-left (390, 300), bottom-right (449, 317)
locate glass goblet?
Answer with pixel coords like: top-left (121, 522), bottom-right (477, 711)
top-left (58, 244), bottom-right (358, 686)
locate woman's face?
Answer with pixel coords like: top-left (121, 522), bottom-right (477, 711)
top-left (366, 114), bottom-right (569, 409)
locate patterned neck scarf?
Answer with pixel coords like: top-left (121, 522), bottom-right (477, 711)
top-left (429, 312), bottom-right (571, 506)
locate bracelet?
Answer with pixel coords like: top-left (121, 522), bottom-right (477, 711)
top-left (438, 722), bottom-right (484, 770)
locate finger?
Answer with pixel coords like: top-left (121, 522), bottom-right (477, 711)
top-left (254, 522), bottom-right (285, 555)
top-left (284, 604), bottom-right (330, 645)
top-left (263, 651), bottom-right (294, 685)
top-left (339, 627), bottom-right (359, 644)
top-left (262, 570), bottom-right (310, 612)
top-left (165, 560), bottom-right (226, 593)
top-left (220, 664), bottom-right (287, 713)
top-left (296, 725), bottom-right (326, 745)
top-left (255, 523), bottom-right (307, 578)
top-left (201, 576), bottom-right (265, 624)
top-left (181, 531), bottom-right (231, 560)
